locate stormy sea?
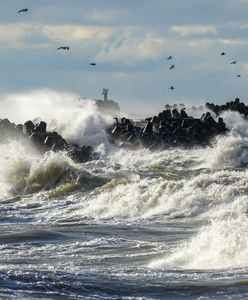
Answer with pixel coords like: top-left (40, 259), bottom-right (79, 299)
top-left (0, 90), bottom-right (248, 299)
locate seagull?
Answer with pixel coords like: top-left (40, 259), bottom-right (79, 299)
top-left (17, 8), bottom-right (28, 13)
top-left (89, 63), bottom-right (96, 66)
top-left (169, 64), bottom-right (175, 70)
top-left (237, 74), bottom-right (241, 78)
top-left (167, 56), bottom-right (173, 60)
top-left (221, 52), bottom-right (226, 56)
top-left (57, 46), bottom-right (69, 50)
top-left (169, 86), bottom-right (174, 90)
top-left (230, 61), bottom-right (237, 64)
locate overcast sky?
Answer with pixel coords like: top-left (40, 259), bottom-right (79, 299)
top-left (1, 0), bottom-right (248, 114)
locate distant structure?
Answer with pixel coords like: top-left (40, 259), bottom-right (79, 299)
top-left (102, 88), bottom-right (108, 101)
top-left (95, 89), bottom-right (120, 116)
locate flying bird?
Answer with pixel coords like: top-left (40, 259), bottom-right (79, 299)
top-left (169, 86), bottom-right (174, 90)
top-left (17, 8), bottom-right (28, 13)
top-left (167, 56), bottom-right (173, 60)
top-left (89, 63), bottom-right (96, 66)
top-left (237, 74), bottom-right (241, 78)
top-left (57, 46), bottom-right (69, 50)
top-left (221, 52), bottom-right (226, 56)
top-left (230, 61), bottom-right (237, 64)
top-left (169, 64), bottom-right (175, 70)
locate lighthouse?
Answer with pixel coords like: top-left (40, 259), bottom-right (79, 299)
top-left (102, 88), bottom-right (108, 102)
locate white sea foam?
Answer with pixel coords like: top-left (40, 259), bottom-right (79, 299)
top-left (150, 216), bottom-right (248, 270)
top-left (73, 163), bottom-right (248, 220)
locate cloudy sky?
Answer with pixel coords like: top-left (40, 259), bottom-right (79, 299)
top-left (1, 0), bottom-right (248, 114)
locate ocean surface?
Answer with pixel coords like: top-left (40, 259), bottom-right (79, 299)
top-left (0, 92), bottom-right (248, 299)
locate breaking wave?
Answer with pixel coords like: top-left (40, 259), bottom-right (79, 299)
top-left (0, 141), bottom-right (107, 198)
top-left (150, 216), bottom-right (248, 270)
top-left (1, 91), bottom-right (248, 271)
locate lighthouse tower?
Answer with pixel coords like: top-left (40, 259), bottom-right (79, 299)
top-left (102, 88), bottom-right (108, 102)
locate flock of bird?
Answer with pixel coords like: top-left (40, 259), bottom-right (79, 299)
top-left (18, 7), bottom-right (242, 89)
top-left (166, 51), bottom-right (242, 91)
top-left (17, 7), bottom-right (97, 66)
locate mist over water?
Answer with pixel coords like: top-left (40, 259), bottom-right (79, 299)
top-left (0, 90), bottom-right (248, 298)
top-left (0, 89), bottom-right (112, 149)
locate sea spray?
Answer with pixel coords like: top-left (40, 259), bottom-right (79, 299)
top-left (0, 89), bottom-right (112, 151)
top-left (204, 111), bottom-right (248, 168)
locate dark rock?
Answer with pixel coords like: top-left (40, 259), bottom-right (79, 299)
top-left (111, 126), bottom-right (122, 138)
top-left (28, 132), bottom-right (44, 147)
top-left (51, 138), bottom-right (68, 151)
top-left (44, 136), bottom-right (55, 148)
top-left (23, 120), bottom-right (34, 136)
top-left (180, 109), bottom-right (188, 118)
top-left (108, 103), bottom-right (231, 150)
top-left (206, 97), bottom-right (248, 118)
top-left (0, 117), bottom-right (95, 164)
top-left (16, 124), bottom-right (23, 132)
top-left (34, 121), bottom-right (47, 135)
top-left (143, 122), bottom-right (153, 134)
top-left (69, 145), bottom-right (93, 163)
top-left (172, 109), bottom-right (180, 118)
top-left (151, 116), bottom-right (159, 124)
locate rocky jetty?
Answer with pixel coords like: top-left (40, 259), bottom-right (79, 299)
top-left (108, 106), bottom-right (228, 149)
top-left (0, 118), bottom-right (93, 163)
top-left (0, 103), bottom-right (232, 160)
top-left (206, 98), bottom-right (248, 117)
